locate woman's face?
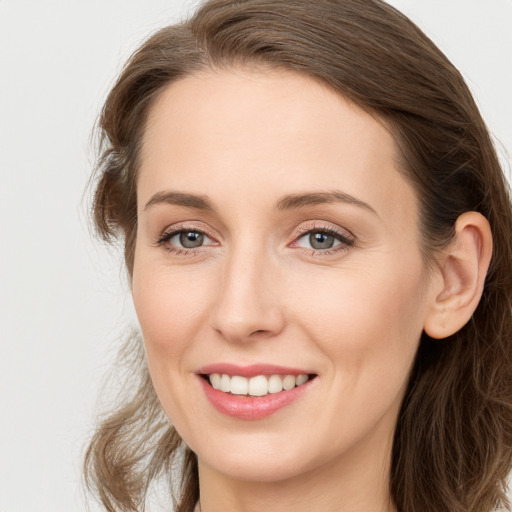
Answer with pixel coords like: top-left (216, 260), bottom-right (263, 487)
top-left (132, 69), bottom-right (435, 483)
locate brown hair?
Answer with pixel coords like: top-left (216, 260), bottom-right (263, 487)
top-left (84, 1), bottom-right (512, 511)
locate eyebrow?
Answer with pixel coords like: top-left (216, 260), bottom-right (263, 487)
top-left (144, 191), bottom-right (214, 212)
top-left (144, 189), bottom-right (377, 216)
top-left (276, 191), bottom-right (378, 216)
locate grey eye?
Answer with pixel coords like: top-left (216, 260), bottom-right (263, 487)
top-left (308, 232), bottom-right (337, 249)
top-left (175, 231), bottom-right (205, 248)
top-left (295, 230), bottom-right (345, 251)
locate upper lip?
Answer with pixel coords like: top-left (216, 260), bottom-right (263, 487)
top-left (197, 363), bottom-right (314, 378)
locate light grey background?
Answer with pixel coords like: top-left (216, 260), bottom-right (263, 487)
top-left (1, 1), bottom-right (511, 511)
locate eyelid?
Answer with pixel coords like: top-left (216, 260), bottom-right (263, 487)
top-left (155, 222), bottom-right (219, 247)
top-left (289, 221), bottom-right (355, 252)
top-left (292, 221), bottom-right (354, 241)
top-left (154, 220), bottom-right (354, 255)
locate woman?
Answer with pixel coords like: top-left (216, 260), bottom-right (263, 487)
top-left (84, 0), bottom-right (512, 511)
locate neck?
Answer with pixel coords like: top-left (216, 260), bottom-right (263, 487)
top-left (197, 430), bottom-right (397, 512)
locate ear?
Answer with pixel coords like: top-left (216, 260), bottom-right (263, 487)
top-left (423, 211), bottom-right (493, 339)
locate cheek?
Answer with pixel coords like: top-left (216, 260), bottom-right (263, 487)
top-left (290, 258), bottom-right (427, 381)
top-left (294, 262), bottom-right (427, 447)
top-left (132, 267), bottom-right (209, 358)
top-left (131, 259), bottom-right (214, 426)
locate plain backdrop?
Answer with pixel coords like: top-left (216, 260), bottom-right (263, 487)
top-left (1, 1), bottom-right (511, 511)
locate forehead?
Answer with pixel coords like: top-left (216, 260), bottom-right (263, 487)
top-left (138, 68), bottom-right (417, 223)
top-left (142, 68), bottom-right (392, 160)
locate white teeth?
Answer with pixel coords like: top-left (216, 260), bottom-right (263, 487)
top-left (208, 373), bottom-right (310, 396)
top-left (296, 374), bottom-right (308, 386)
top-left (268, 374), bottom-right (283, 393)
top-left (220, 374), bottom-right (231, 392)
top-left (282, 375), bottom-right (296, 390)
top-left (210, 373), bottom-right (221, 390)
top-left (248, 375), bottom-right (268, 396)
top-left (230, 376), bottom-right (248, 395)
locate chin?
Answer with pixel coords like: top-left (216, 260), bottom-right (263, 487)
top-left (198, 446), bottom-right (311, 483)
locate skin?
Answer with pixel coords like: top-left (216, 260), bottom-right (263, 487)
top-left (132, 68), bottom-right (441, 512)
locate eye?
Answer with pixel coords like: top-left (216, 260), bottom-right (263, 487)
top-left (157, 228), bottom-right (216, 252)
top-left (171, 230), bottom-right (207, 249)
top-left (292, 225), bottom-right (354, 254)
top-left (301, 231), bottom-right (340, 250)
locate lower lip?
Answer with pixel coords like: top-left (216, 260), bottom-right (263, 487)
top-left (199, 377), bottom-right (314, 420)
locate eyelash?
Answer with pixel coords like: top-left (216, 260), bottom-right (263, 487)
top-left (155, 223), bottom-right (354, 256)
top-left (292, 223), bottom-right (355, 255)
top-left (155, 224), bottom-right (217, 255)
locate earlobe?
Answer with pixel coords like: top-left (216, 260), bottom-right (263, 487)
top-left (423, 212), bottom-right (493, 339)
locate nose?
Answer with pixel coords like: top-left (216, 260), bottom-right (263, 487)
top-left (209, 246), bottom-right (285, 343)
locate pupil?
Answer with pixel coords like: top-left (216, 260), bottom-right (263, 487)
top-left (180, 231), bottom-right (204, 248)
top-left (310, 232), bottom-right (334, 249)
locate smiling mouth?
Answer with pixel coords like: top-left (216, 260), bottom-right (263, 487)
top-left (201, 373), bottom-right (317, 397)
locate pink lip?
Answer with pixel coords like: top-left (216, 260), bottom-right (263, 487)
top-left (198, 373), bottom-right (316, 421)
top-left (197, 363), bottom-right (312, 378)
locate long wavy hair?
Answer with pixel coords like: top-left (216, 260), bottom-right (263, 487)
top-left (84, 1), bottom-right (512, 511)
